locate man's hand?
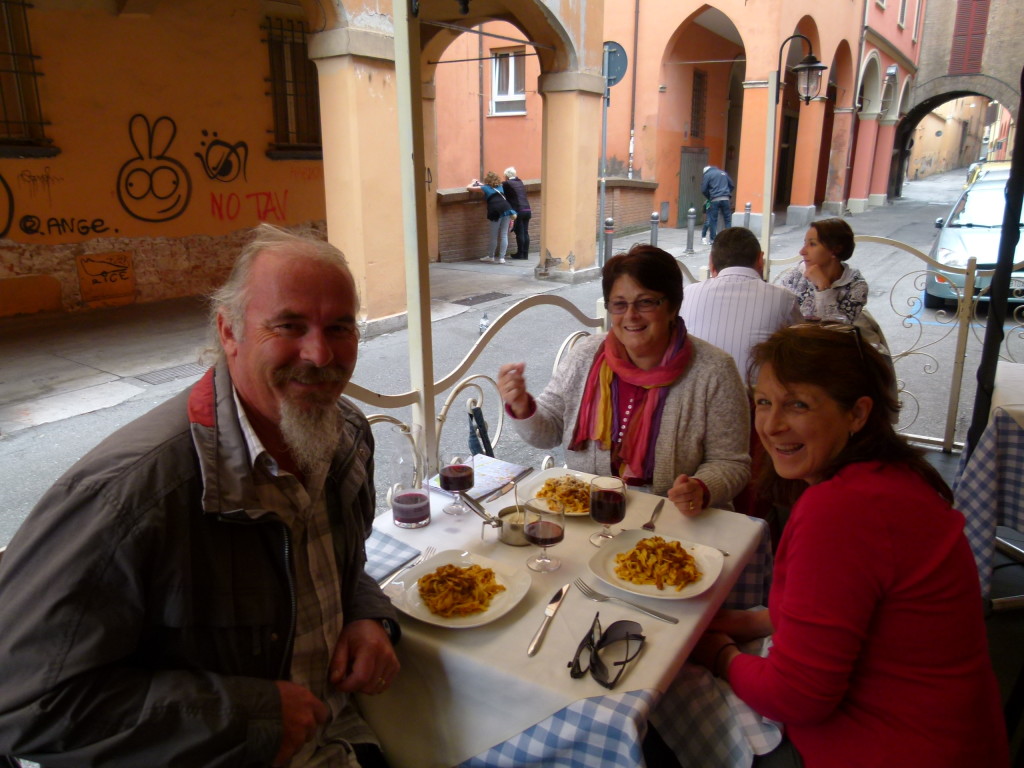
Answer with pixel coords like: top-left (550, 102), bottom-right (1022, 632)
top-left (329, 619), bottom-right (400, 695)
top-left (273, 681), bottom-right (327, 767)
top-left (497, 362), bottom-right (531, 418)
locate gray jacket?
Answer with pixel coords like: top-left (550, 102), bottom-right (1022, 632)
top-left (0, 360), bottom-right (397, 767)
top-left (513, 334), bottom-right (751, 505)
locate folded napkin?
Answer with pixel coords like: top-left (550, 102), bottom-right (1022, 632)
top-left (365, 528), bottom-right (422, 583)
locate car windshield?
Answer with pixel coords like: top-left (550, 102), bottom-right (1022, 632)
top-left (949, 186), bottom-right (1024, 228)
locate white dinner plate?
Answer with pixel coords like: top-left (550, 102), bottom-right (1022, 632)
top-left (587, 528), bottom-right (724, 600)
top-left (514, 467), bottom-right (598, 516)
top-left (388, 549), bottom-right (531, 628)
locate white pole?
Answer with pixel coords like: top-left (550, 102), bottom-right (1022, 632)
top-left (598, 44), bottom-right (610, 266)
top-left (760, 70), bottom-right (778, 280)
top-left (393, 1), bottom-right (439, 473)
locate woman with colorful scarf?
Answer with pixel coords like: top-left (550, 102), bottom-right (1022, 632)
top-left (497, 244), bottom-right (751, 515)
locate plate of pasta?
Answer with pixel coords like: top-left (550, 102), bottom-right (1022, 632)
top-left (587, 529), bottom-right (724, 600)
top-left (515, 468), bottom-right (597, 516)
top-left (388, 550), bottom-right (531, 628)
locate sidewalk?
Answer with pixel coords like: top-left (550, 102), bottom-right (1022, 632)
top-left (0, 224), bottom-right (748, 435)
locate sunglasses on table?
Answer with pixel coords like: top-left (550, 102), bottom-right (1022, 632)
top-left (568, 612), bottom-right (646, 690)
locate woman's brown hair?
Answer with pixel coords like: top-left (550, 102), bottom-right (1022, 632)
top-left (602, 244), bottom-right (684, 316)
top-left (809, 217), bottom-right (855, 262)
top-left (749, 323), bottom-right (952, 506)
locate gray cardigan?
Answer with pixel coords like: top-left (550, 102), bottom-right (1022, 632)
top-left (513, 333), bottom-right (751, 506)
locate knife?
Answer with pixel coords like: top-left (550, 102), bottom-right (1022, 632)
top-left (482, 468), bottom-right (535, 504)
top-left (527, 583), bottom-right (571, 657)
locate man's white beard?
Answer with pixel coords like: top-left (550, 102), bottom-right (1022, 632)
top-left (279, 396), bottom-right (343, 477)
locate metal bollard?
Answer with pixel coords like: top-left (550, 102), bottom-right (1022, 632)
top-left (685, 208), bottom-right (696, 254)
top-left (649, 211), bottom-right (660, 246)
top-left (743, 202), bottom-right (752, 229)
top-left (603, 218), bottom-right (615, 266)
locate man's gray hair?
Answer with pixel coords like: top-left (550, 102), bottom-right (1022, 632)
top-left (504, 166), bottom-right (517, 178)
top-left (208, 223), bottom-right (355, 347)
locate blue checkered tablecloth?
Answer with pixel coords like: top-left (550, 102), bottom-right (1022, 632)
top-left (458, 519), bottom-right (777, 768)
top-left (364, 528), bottom-right (421, 584)
top-left (953, 407), bottom-right (1024, 597)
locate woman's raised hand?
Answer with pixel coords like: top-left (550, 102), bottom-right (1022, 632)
top-left (667, 473), bottom-right (704, 517)
top-left (498, 362), bottom-right (531, 418)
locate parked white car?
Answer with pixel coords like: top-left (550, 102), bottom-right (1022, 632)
top-left (924, 178), bottom-right (1024, 308)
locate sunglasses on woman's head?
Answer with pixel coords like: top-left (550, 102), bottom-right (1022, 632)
top-left (568, 612), bottom-right (645, 689)
top-left (794, 321), bottom-right (865, 362)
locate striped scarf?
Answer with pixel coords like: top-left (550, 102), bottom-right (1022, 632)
top-left (569, 321), bottom-right (692, 481)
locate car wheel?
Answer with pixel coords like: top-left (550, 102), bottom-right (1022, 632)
top-left (923, 290), bottom-right (946, 309)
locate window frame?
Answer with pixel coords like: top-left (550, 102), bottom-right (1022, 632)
top-left (490, 47), bottom-right (526, 116)
top-left (898, 0), bottom-right (908, 27)
top-left (264, 16), bottom-right (322, 160)
top-left (0, 0), bottom-right (57, 158)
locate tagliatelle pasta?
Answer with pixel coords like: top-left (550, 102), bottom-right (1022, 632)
top-left (417, 563), bottom-right (507, 618)
top-left (614, 536), bottom-right (702, 591)
top-left (536, 475), bottom-right (591, 515)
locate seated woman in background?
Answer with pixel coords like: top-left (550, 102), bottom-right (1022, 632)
top-left (779, 218), bottom-right (867, 323)
top-left (496, 244), bottom-right (751, 516)
top-left (692, 324), bottom-right (1008, 767)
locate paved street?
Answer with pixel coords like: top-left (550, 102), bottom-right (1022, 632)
top-left (0, 169), bottom-right (971, 545)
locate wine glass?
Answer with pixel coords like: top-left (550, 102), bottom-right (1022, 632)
top-left (440, 455), bottom-right (475, 515)
top-left (589, 475), bottom-right (626, 546)
top-left (524, 497), bottom-right (565, 572)
top-left (388, 424), bottom-right (430, 528)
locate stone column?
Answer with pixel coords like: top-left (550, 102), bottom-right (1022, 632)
top-left (868, 118), bottom-right (898, 207)
top-left (787, 95), bottom-right (828, 227)
top-left (309, 26), bottom-right (407, 328)
top-left (822, 107), bottom-right (856, 215)
top-left (538, 71), bottom-right (605, 280)
top-left (847, 111), bottom-right (880, 214)
top-left (734, 79), bottom-right (773, 235)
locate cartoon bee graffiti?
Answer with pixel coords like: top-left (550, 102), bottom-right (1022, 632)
top-left (117, 114), bottom-right (192, 222)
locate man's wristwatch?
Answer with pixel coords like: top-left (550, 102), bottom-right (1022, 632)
top-left (377, 617), bottom-right (400, 644)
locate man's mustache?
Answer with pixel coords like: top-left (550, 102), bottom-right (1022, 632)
top-left (272, 365), bottom-right (349, 386)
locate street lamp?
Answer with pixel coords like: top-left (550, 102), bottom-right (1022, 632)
top-left (760, 34), bottom-right (828, 276)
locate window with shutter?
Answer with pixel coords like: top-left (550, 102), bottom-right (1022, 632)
top-left (0, 0), bottom-right (57, 157)
top-left (948, 0), bottom-right (990, 75)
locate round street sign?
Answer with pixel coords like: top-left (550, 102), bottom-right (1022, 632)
top-left (603, 41), bottom-right (628, 87)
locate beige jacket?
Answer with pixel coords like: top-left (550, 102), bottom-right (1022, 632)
top-left (513, 333), bottom-right (751, 506)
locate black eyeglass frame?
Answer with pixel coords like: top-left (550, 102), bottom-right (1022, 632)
top-left (604, 296), bottom-right (667, 315)
top-left (567, 612), bottom-right (646, 689)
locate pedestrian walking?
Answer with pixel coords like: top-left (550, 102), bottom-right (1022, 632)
top-left (701, 165), bottom-right (735, 243)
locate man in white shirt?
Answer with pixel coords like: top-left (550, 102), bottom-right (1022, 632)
top-left (682, 227), bottom-right (802, 384)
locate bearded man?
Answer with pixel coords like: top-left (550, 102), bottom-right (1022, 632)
top-left (0, 225), bottom-right (400, 768)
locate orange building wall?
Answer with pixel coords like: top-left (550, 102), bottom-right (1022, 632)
top-left (0, 0), bottom-right (326, 316)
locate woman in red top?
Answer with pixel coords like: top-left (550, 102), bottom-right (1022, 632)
top-left (692, 323), bottom-right (1009, 767)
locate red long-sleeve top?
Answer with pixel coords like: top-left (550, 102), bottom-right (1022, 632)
top-left (729, 461), bottom-right (1008, 767)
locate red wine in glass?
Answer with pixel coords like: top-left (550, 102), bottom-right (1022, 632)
top-left (589, 476), bottom-right (627, 546)
top-left (590, 489), bottom-right (626, 525)
top-left (440, 464), bottom-right (474, 492)
top-left (392, 490), bottom-right (431, 528)
top-left (524, 519), bottom-right (565, 547)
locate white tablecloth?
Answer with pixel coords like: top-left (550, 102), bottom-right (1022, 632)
top-left (360, 486), bottom-right (774, 768)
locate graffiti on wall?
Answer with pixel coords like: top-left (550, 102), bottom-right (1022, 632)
top-left (195, 129), bottom-right (248, 182)
top-left (17, 167), bottom-right (63, 205)
top-left (210, 190), bottom-right (288, 222)
top-left (117, 114), bottom-right (192, 222)
top-left (20, 215), bottom-right (111, 236)
top-left (0, 174), bottom-right (12, 238)
top-left (76, 251), bottom-right (135, 306)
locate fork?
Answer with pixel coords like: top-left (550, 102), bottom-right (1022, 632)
top-left (641, 499), bottom-right (665, 531)
top-left (573, 578), bottom-right (678, 624)
top-left (379, 546), bottom-right (436, 588)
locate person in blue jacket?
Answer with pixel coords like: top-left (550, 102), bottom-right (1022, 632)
top-left (701, 165), bottom-right (735, 243)
top-left (468, 171), bottom-right (516, 264)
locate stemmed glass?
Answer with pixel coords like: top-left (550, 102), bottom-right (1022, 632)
top-left (440, 455), bottom-right (475, 515)
top-left (524, 497), bottom-right (565, 572)
top-left (589, 475), bottom-right (626, 546)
